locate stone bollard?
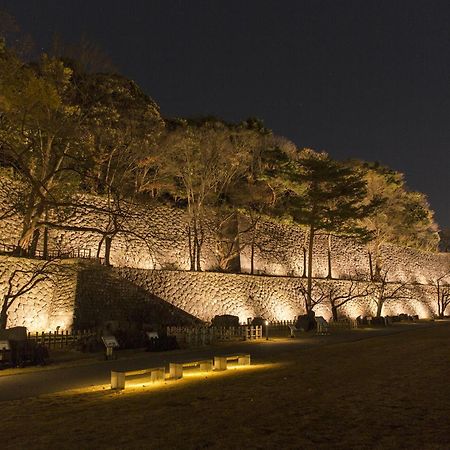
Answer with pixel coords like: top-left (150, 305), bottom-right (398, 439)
top-left (111, 371), bottom-right (125, 390)
top-left (170, 363), bottom-right (183, 379)
top-left (214, 356), bottom-right (227, 371)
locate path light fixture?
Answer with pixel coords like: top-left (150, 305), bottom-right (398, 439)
top-left (265, 320), bottom-right (269, 340)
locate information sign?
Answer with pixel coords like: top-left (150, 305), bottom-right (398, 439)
top-left (101, 336), bottom-right (119, 348)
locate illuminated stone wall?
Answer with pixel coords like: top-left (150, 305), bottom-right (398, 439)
top-left (0, 173), bottom-right (219, 271)
top-left (238, 217), bottom-right (450, 284)
top-left (115, 268), bottom-right (440, 322)
top-left (1, 172), bottom-right (448, 284)
top-left (0, 254), bottom-right (444, 332)
top-left (0, 171), bottom-right (449, 330)
top-left (0, 256), bottom-right (77, 331)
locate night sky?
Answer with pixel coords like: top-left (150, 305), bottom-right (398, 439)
top-left (1, 0), bottom-right (449, 228)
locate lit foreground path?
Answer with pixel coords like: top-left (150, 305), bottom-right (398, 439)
top-left (0, 322), bottom-right (440, 401)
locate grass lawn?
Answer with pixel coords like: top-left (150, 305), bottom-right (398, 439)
top-left (2, 323), bottom-right (450, 449)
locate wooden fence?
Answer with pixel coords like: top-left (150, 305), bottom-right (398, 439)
top-left (268, 320), bottom-right (296, 337)
top-left (167, 325), bottom-right (263, 347)
top-left (27, 329), bottom-right (97, 349)
top-left (328, 318), bottom-right (358, 330)
top-left (0, 242), bottom-right (104, 264)
top-left (268, 318), bottom-right (358, 336)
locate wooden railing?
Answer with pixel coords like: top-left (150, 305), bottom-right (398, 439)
top-left (0, 242), bottom-right (104, 264)
top-left (27, 329), bottom-right (97, 349)
top-left (166, 325), bottom-right (262, 347)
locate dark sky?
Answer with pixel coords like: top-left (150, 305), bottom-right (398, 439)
top-left (2, 0), bottom-right (449, 228)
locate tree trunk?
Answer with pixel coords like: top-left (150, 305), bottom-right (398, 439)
top-left (376, 300), bottom-right (383, 317)
top-left (375, 261), bottom-right (382, 281)
top-left (96, 235), bottom-right (105, 259)
top-left (302, 247), bottom-right (307, 278)
top-left (306, 224), bottom-right (315, 312)
top-left (0, 301), bottom-right (8, 329)
top-left (30, 228), bottom-right (41, 256)
top-left (19, 191), bottom-right (36, 252)
top-left (437, 282), bottom-right (442, 318)
top-left (195, 236), bottom-right (202, 271)
top-left (368, 251), bottom-right (374, 281)
top-left (104, 236), bottom-right (112, 266)
top-left (374, 243), bottom-right (382, 281)
top-left (195, 218), bottom-right (204, 272)
top-left (326, 234), bottom-right (332, 279)
top-left (187, 225), bottom-right (195, 271)
top-left (331, 305), bottom-right (338, 321)
top-left (43, 225), bottom-right (48, 259)
top-left (250, 238), bottom-right (255, 275)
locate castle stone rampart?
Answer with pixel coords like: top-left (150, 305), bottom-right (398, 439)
top-left (1, 173), bottom-right (448, 284)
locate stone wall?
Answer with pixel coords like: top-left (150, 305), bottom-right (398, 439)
top-left (0, 171), bottom-right (448, 331)
top-left (0, 256), bottom-right (443, 332)
top-left (238, 217), bottom-right (450, 284)
top-left (115, 268), bottom-right (439, 322)
top-left (0, 255), bottom-right (77, 331)
top-left (73, 264), bottom-right (200, 329)
top-left (1, 171), bottom-right (448, 284)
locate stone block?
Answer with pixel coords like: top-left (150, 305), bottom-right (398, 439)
top-left (111, 371), bottom-right (125, 390)
top-left (214, 356), bottom-right (227, 371)
top-left (169, 363), bottom-right (183, 379)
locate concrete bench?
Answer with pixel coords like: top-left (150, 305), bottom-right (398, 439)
top-left (111, 367), bottom-right (165, 390)
top-left (169, 359), bottom-right (214, 379)
top-left (214, 354), bottom-right (251, 371)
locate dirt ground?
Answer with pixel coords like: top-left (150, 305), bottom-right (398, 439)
top-left (1, 323), bottom-right (450, 450)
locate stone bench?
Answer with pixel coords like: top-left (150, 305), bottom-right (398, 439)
top-left (169, 359), bottom-right (214, 379)
top-left (214, 354), bottom-right (251, 371)
top-left (111, 366), bottom-right (165, 390)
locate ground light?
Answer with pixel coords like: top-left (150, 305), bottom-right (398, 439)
top-left (57, 362), bottom-right (281, 398)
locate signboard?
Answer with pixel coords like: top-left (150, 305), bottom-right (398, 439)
top-left (146, 331), bottom-right (159, 340)
top-left (315, 316), bottom-right (328, 326)
top-left (101, 336), bottom-right (119, 348)
top-left (0, 340), bottom-right (11, 350)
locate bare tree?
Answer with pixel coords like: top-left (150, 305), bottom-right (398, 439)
top-left (323, 279), bottom-right (373, 321)
top-left (0, 258), bottom-right (57, 329)
top-left (160, 121), bottom-right (251, 271)
top-left (294, 279), bottom-right (328, 312)
top-left (371, 270), bottom-right (410, 317)
top-left (433, 271), bottom-right (450, 319)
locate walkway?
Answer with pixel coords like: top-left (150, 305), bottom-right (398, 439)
top-left (0, 322), bottom-right (440, 401)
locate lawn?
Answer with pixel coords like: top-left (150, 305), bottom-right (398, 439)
top-left (2, 323), bottom-right (450, 449)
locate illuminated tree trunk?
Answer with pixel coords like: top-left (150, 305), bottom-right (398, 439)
top-left (104, 236), bottom-right (112, 266)
top-left (187, 225), bottom-right (195, 271)
top-left (43, 206), bottom-right (49, 260)
top-left (376, 300), bottom-right (384, 318)
top-left (306, 224), bottom-right (315, 312)
top-left (326, 234), bottom-right (332, 279)
top-left (368, 251), bottom-right (374, 281)
top-left (250, 233), bottom-right (255, 275)
top-left (302, 247), bottom-right (307, 278)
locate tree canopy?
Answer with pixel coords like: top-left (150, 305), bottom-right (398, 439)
top-left (0, 30), bottom-right (442, 275)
